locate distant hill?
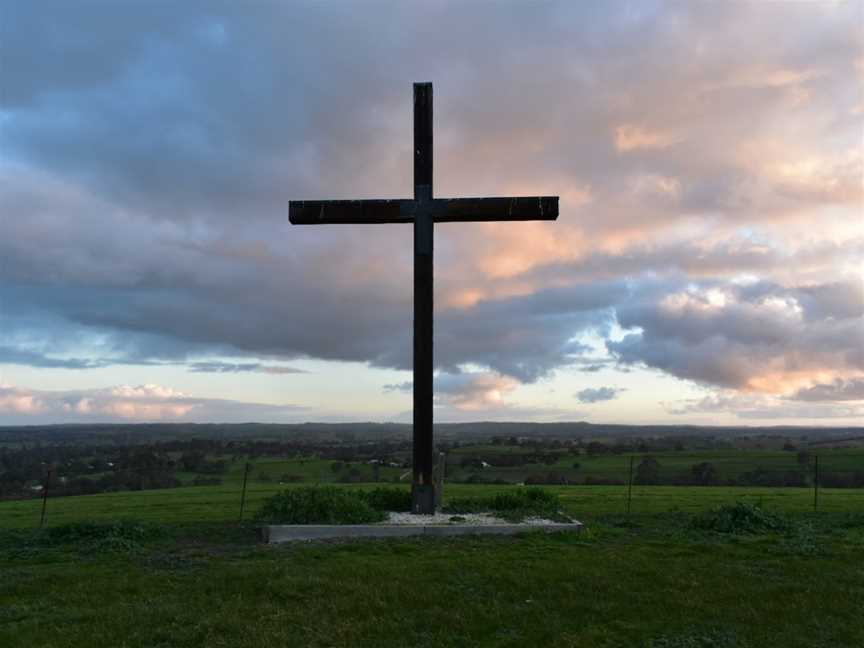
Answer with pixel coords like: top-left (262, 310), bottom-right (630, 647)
top-left (1, 421), bottom-right (862, 445)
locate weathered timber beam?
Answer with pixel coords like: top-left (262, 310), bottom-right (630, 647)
top-left (433, 196), bottom-right (558, 222)
top-left (289, 199), bottom-right (413, 225)
top-left (289, 195), bottom-right (560, 224)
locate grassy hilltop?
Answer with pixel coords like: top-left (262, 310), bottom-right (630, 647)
top-left (2, 483), bottom-right (864, 648)
top-left (2, 427), bottom-right (863, 647)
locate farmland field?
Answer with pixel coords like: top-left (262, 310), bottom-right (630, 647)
top-left (177, 447), bottom-right (864, 488)
top-left (2, 481), bottom-right (863, 529)
top-left (444, 447), bottom-right (864, 484)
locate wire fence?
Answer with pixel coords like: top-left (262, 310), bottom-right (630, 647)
top-left (15, 451), bottom-right (864, 528)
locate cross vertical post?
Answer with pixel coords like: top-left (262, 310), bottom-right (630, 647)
top-left (412, 82), bottom-right (435, 514)
top-left (288, 83), bottom-right (558, 516)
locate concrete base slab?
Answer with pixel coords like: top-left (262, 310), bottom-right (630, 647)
top-left (263, 521), bottom-right (582, 544)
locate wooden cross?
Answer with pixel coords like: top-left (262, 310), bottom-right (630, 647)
top-left (289, 83), bottom-right (558, 513)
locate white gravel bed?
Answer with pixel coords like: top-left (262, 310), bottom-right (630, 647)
top-left (385, 511), bottom-right (562, 526)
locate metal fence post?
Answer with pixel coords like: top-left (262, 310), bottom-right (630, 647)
top-left (626, 455), bottom-right (634, 516)
top-left (40, 468), bottom-right (52, 528)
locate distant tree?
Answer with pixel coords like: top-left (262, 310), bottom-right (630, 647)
top-left (128, 451), bottom-right (169, 471)
top-left (179, 451), bottom-right (206, 472)
top-left (584, 476), bottom-right (625, 486)
top-left (738, 469), bottom-right (807, 487)
top-left (525, 472), bottom-right (568, 485)
top-left (192, 476), bottom-right (223, 486)
top-left (572, 462), bottom-right (581, 471)
top-left (460, 457), bottom-right (483, 470)
top-left (586, 442), bottom-right (610, 456)
top-left (690, 462), bottom-right (718, 485)
top-left (634, 457), bottom-right (661, 485)
top-left (797, 451), bottom-right (812, 467)
top-left (782, 441), bottom-right (797, 452)
top-left (337, 467), bottom-right (364, 483)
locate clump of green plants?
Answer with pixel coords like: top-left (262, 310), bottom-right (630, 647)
top-left (358, 487), bottom-right (412, 512)
top-left (690, 502), bottom-right (789, 535)
top-left (39, 520), bottom-right (163, 545)
top-left (643, 627), bottom-right (743, 647)
top-left (828, 511), bottom-right (864, 530)
top-left (443, 488), bottom-right (569, 522)
top-left (18, 520), bottom-right (168, 554)
top-left (255, 486), bottom-right (387, 524)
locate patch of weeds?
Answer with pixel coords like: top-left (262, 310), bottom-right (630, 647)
top-left (0, 545), bottom-right (47, 561)
top-left (358, 487), bottom-right (412, 512)
top-left (0, 604), bottom-right (32, 625)
top-left (443, 488), bottom-right (571, 522)
top-left (825, 511), bottom-right (864, 530)
top-left (643, 627), bottom-right (744, 648)
top-left (0, 530), bottom-right (42, 561)
top-left (0, 528), bottom-right (30, 551)
top-left (542, 525), bottom-right (598, 545)
top-left (778, 522), bottom-right (830, 557)
top-left (40, 520), bottom-right (166, 546)
top-left (690, 502), bottom-right (790, 535)
top-left (255, 486), bottom-right (387, 524)
top-left (448, 515), bottom-right (467, 523)
top-left (2, 521), bottom-right (166, 558)
top-left (141, 551), bottom-right (208, 571)
top-left (597, 514), bottom-right (647, 530)
top-left (0, 567), bottom-right (34, 585)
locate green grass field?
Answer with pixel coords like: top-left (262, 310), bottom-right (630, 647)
top-left (164, 448), bottom-right (863, 488)
top-left (1, 506), bottom-right (863, 646)
top-left (446, 447), bottom-right (864, 484)
top-left (2, 484), bottom-right (863, 647)
top-left (2, 481), bottom-right (863, 529)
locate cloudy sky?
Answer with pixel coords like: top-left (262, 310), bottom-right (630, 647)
top-left (1, 1), bottom-right (862, 426)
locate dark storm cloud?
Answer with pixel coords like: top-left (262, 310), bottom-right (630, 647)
top-left (0, 346), bottom-right (111, 370)
top-left (608, 278), bottom-right (864, 390)
top-left (575, 386), bottom-right (624, 404)
top-left (1, 2), bottom-right (413, 214)
top-left (187, 362), bottom-right (306, 374)
top-left (2, 155), bottom-right (625, 379)
top-left (429, 281), bottom-right (626, 381)
top-left (1, 0), bottom-right (861, 402)
top-left (382, 382), bottom-right (412, 394)
top-left (789, 379), bottom-right (864, 403)
top-left (3, 1), bottom-right (858, 218)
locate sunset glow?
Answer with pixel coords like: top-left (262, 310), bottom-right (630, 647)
top-left (1, 1), bottom-right (861, 426)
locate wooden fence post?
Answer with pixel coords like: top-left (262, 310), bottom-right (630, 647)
top-left (813, 455), bottom-right (819, 512)
top-left (39, 468), bottom-right (52, 528)
top-left (239, 462), bottom-right (251, 522)
top-left (626, 456), bottom-right (634, 516)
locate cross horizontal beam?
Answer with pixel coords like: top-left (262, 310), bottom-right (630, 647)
top-left (289, 196), bottom-right (558, 225)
